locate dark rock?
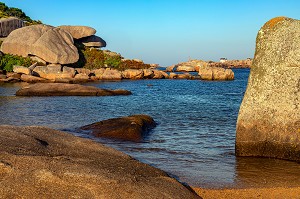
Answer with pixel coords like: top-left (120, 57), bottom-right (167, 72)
top-left (0, 125), bottom-right (200, 199)
top-left (81, 115), bottom-right (156, 141)
top-left (16, 83), bottom-right (132, 96)
top-left (0, 17), bottom-right (24, 37)
top-left (236, 17), bottom-right (300, 161)
top-left (78, 35), bottom-right (106, 48)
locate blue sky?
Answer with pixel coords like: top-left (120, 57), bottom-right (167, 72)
top-left (2, 0), bottom-right (300, 66)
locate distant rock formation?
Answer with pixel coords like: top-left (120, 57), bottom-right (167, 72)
top-left (0, 17), bottom-right (24, 37)
top-left (168, 59), bottom-right (251, 73)
top-left (236, 17), bottom-right (300, 161)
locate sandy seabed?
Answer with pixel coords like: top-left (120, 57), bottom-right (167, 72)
top-left (193, 187), bottom-right (300, 199)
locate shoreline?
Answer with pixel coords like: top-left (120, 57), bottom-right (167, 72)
top-left (192, 186), bottom-right (300, 199)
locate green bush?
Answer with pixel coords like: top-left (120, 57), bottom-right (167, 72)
top-left (104, 54), bottom-right (121, 69)
top-left (0, 2), bottom-right (42, 25)
top-left (71, 43), bottom-right (152, 70)
top-left (0, 54), bottom-right (33, 72)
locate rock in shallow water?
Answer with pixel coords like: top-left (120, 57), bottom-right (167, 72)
top-left (0, 125), bottom-right (200, 199)
top-left (81, 115), bottom-right (156, 141)
top-left (236, 17), bottom-right (300, 161)
top-left (16, 83), bottom-right (132, 96)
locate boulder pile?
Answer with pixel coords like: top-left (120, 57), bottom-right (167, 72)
top-left (1, 24), bottom-right (106, 65)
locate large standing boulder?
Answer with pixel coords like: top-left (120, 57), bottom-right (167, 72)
top-left (58, 25), bottom-right (96, 39)
top-left (0, 125), bottom-right (200, 199)
top-left (80, 115), bottom-right (156, 141)
top-left (236, 17), bottom-right (300, 161)
top-left (1, 25), bottom-right (79, 64)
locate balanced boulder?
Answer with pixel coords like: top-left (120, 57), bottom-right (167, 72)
top-left (236, 17), bottom-right (300, 161)
top-left (1, 24), bottom-right (79, 64)
top-left (16, 83), bottom-right (132, 96)
top-left (58, 25), bottom-right (96, 39)
top-left (78, 35), bottom-right (106, 48)
top-left (81, 115), bottom-right (156, 141)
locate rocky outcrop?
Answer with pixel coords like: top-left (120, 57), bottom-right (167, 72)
top-left (78, 35), bottom-right (106, 48)
top-left (33, 65), bottom-right (75, 80)
top-left (236, 17), bottom-right (300, 161)
top-left (13, 65), bottom-right (31, 75)
top-left (101, 68), bottom-right (122, 80)
top-left (0, 17), bottom-right (24, 37)
top-left (122, 69), bottom-right (144, 79)
top-left (176, 65), bottom-right (196, 72)
top-left (198, 66), bottom-right (234, 81)
top-left (0, 125), bottom-right (200, 199)
top-left (1, 25), bottom-right (79, 64)
top-left (16, 83), bottom-right (132, 96)
top-left (20, 74), bottom-right (51, 83)
top-left (58, 25), bottom-right (96, 39)
top-left (81, 115), bottom-right (156, 141)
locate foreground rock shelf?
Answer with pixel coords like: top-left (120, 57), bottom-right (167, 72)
top-left (16, 83), bottom-right (132, 96)
top-left (0, 125), bottom-right (200, 198)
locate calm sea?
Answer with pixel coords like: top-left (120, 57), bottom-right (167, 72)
top-left (1, 68), bottom-right (300, 188)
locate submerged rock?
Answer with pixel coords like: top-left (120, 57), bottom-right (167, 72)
top-left (81, 115), bottom-right (156, 141)
top-left (16, 83), bottom-right (132, 96)
top-left (236, 17), bottom-right (300, 161)
top-left (0, 125), bottom-right (200, 199)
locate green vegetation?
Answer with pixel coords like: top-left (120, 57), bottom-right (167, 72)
top-left (0, 2), bottom-right (42, 25)
top-left (0, 54), bottom-right (33, 72)
top-left (72, 43), bottom-right (152, 70)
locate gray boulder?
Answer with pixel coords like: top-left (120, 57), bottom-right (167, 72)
top-left (58, 25), bottom-right (96, 39)
top-left (1, 24), bottom-right (79, 64)
top-left (236, 17), bottom-right (300, 161)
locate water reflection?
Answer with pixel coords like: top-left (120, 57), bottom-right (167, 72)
top-left (235, 157), bottom-right (300, 188)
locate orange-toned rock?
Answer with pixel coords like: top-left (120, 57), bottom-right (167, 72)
top-left (122, 69), bottom-right (144, 79)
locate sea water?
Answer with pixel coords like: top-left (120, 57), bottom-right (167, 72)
top-left (1, 69), bottom-right (300, 188)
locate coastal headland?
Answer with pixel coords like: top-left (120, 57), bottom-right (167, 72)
top-left (0, 2), bottom-right (299, 198)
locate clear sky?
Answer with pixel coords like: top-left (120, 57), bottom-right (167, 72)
top-left (2, 0), bottom-right (300, 66)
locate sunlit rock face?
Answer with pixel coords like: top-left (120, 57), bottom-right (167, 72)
top-left (236, 17), bottom-right (300, 161)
